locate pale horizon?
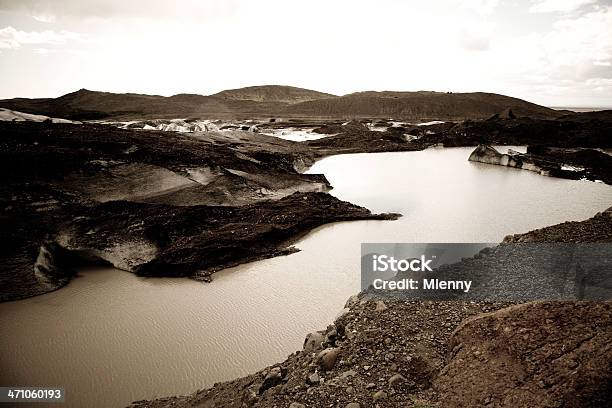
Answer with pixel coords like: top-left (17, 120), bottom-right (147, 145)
top-left (1, 0), bottom-right (611, 107)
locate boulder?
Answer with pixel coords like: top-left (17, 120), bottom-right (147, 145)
top-left (303, 332), bottom-right (325, 352)
top-left (259, 366), bottom-right (283, 394)
top-left (317, 347), bottom-right (341, 371)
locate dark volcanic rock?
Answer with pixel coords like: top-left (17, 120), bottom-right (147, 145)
top-left (306, 124), bottom-right (423, 155)
top-left (418, 114), bottom-right (612, 148)
top-left (61, 192), bottom-right (398, 280)
top-left (0, 121), bottom-right (398, 301)
top-left (487, 107), bottom-right (516, 121)
top-left (312, 120), bottom-right (369, 135)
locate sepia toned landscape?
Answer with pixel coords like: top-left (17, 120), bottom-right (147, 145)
top-left (1, 1), bottom-right (611, 407)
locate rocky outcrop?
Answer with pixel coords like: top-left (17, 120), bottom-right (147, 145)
top-left (59, 193), bottom-right (398, 280)
top-left (469, 145), bottom-right (544, 174)
top-left (435, 301), bottom-right (612, 407)
top-left (312, 120), bottom-right (370, 135)
top-left (486, 107), bottom-right (516, 121)
top-left (469, 144), bottom-right (612, 184)
top-left (0, 121), bottom-right (397, 301)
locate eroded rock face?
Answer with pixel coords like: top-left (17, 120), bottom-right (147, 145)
top-left (434, 301), bottom-right (612, 407)
top-left (468, 144), bottom-right (612, 184)
top-left (54, 193), bottom-right (397, 279)
top-left (468, 145), bottom-right (543, 174)
top-left (32, 243), bottom-right (73, 291)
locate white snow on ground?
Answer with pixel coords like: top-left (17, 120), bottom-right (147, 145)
top-left (98, 117), bottom-right (329, 142)
top-left (561, 164), bottom-right (585, 172)
top-left (100, 119), bottom-right (261, 133)
top-left (415, 120), bottom-right (445, 126)
top-left (0, 108), bottom-right (80, 124)
top-left (261, 128), bottom-right (329, 142)
top-left (366, 122), bottom-right (388, 132)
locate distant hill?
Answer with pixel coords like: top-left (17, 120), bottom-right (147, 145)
top-left (212, 85), bottom-right (335, 104)
top-left (282, 91), bottom-right (560, 120)
top-left (0, 86), bottom-right (563, 120)
top-left (0, 89), bottom-right (228, 120)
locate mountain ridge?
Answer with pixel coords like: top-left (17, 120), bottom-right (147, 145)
top-left (0, 85), bottom-right (564, 120)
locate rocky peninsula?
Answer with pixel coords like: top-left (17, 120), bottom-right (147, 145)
top-left (0, 120), bottom-right (400, 302)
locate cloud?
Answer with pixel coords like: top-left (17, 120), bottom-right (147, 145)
top-left (0, 0), bottom-right (238, 21)
top-left (31, 13), bottom-right (57, 23)
top-left (546, 6), bottom-right (612, 79)
top-left (490, 4), bottom-right (612, 104)
top-left (0, 26), bottom-right (80, 49)
top-left (458, 20), bottom-right (495, 51)
top-left (461, 36), bottom-right (490, 51)
top-left (459, 0), bottom-right (500, 15)
top-left (529, 0), bottom-right (596, 13)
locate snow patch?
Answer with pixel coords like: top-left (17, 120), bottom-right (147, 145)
top-left (416, 120), bottom-right (445, 126)
top-left (561, 164), bottom-right (585, 172)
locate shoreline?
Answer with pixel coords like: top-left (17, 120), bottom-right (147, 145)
top-left (132, 207), bottom-right (612, 407)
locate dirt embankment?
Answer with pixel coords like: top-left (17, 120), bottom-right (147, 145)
top-left (131, 210), bottom-right (612, 408)
top-left (131, 300), bottom-right (611, 408)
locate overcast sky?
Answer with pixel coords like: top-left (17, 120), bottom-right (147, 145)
top-left (0, 0), bottom-right (611, 107)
